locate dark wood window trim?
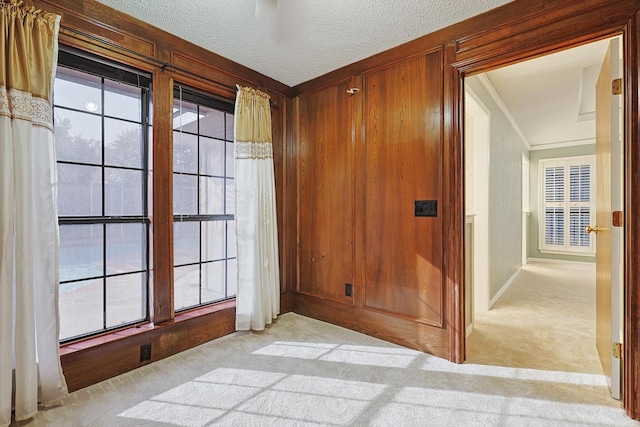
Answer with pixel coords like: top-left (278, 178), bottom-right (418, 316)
top-left (60, 300), bottom-right (236, 392)
top-left (26, 0), bottom-right (290, 395)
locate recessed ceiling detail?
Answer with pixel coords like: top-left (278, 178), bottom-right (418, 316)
top-left (484, 37), bottom-right (615, 149)
top-left (577, 64), bottom-right (599, 122)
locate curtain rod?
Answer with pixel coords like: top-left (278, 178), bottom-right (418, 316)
top-left (60, 24), bottom-right (277, 107)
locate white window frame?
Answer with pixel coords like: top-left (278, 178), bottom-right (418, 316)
top-left (538, 155), bottom-right (595, 256)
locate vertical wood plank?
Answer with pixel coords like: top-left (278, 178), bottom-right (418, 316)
top-left (352, 75), bottom-right (366, 308)
top-left (151, 70), bottom-right (174, 323)
top-left (268, 91), bottom-right (287, 293)
top-left (285, 96), bottom-right (297, 294)
top-left (297, 81), bottom-right (355, 302)
top-left (362, 51), bottom-right (444, 325)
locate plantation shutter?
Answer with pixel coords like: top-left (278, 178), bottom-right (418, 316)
top-left (544, 166), bottom-right (564, 246)
top-left (569, 164), bottom-right (591, 248)
top-left (540, 156), bottom-right (594, 254)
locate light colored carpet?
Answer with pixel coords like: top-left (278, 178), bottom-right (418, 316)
top-left (467, 260), bottom-right (603, 373)
top-left (12, 260), bottom-right (639, 426)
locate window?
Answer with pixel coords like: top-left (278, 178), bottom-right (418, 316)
top-left (173, 86), bottom-right (236, 311)
top-left (55, 50), bottom-right (151, 341)
top-left (539, 155), bottom-right (595, 255)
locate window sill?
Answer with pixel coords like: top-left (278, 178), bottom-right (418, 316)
top-left (539, 249), bottom-right (595, 257)
top-left (60, 323), bottom-right (154, 355)
top-left (60, 299), bottom-right (236, 357)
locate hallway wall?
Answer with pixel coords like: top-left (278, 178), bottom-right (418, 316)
top-left (465, 75), bottom-right (529, 301)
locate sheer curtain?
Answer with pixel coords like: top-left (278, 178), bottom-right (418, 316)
top-left (0, 2), bottom-right (67, 425)
top-left (234, 85), bottom-right (280, 331)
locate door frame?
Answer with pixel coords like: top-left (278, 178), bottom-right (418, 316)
top-left (464, 89), bottom-right (490, 315)
top-left (450, 16), bottom-right (639, 419)
top-left (522, 154), bottom-right (530, 266)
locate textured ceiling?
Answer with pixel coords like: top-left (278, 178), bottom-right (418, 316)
top-left (94, 0), bottom-right (614, 150)
top-left (94, 0), bottom-right (513, 87)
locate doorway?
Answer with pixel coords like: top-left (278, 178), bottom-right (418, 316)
top-left (462, 35), bottom-right (624, 399)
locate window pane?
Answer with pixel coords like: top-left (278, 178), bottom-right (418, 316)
top-left (174, 174), bottom-right (198, 215)
top-left (174, 265), bottom-right (201, 310)
top-left (173, 132), bottom-right (198, 174)
top-left (172, 88), bottom-right (235, 313)
top-left (199, 106), bottom-right (225, 139)
top-left (106, 273), bottom-right (146, 328)
top-left (174, 221), bottom-right (199, 266)
top-left (104, 79), bottom-right (141, 121)
top-left (56, 58), bottom-right (150, 342)
top-left (226, 142), bottom-right (234, 178)
top-left (202, 221), bottom-right (225, 262)
top-left (227, 220), bottom-right (236, 258)
top-left (149, 91), bottom-right (154, 124)
top-left (173, 99), bottom-right (199, 133)
top-left (201, 261), bottom-right (225, 303)
top-left (55, 109), bottom-right (102, 164)
top-left (227, 258), bottom-right (237, 298)
top-left (200, 136), bottom-right (225, 177)
top-left (57, 163), bottom-right (102, 216)
top-left (59, 278), bottom-right (103, 340)
top-left (148, 125), bottom-right (154, 171)
top-left (226, 114), bottom-right (234, 142)
top-left (106, 223), bottom-right (145, 275)
top-left (59, 224), bottom-right (103, 282)
top-left (225, 178), bottom-right (235, 215)
top-left (105, 168), bottom-right (143, 216)
top-left (105, 119), bottom-right (142, 168)
top-left (54, 67), bottom-right (102, 113)
top-left (200, 177), bottom-right (225, 214)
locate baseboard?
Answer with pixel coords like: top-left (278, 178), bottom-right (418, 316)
top-left (466, 323), bottom-right (474, 337)
top-left (527, 257), bottom-right (594, 265)
top-left (489, 268), bottom-right (522, 309)
top-left (293, 293), bottom-right (449, 358)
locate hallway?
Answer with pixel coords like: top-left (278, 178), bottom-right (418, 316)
top-left (467, 260), bottom-right (601, 373)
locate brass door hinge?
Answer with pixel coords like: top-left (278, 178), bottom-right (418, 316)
top-left (613, 342), bottom-right (623, 359)
top-left (612, 78), bottom-right (623, 95)
top-left (612, 211), bottom-right (624, 227)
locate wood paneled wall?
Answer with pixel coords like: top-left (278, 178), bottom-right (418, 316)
top-left (20, 0), bottom-right (640, 420)
top-left (362, 51), bottom-right (443, 326)
top-left (297, 80), bottom-right (354, 303)
top-left (291, 0), bottom-right (640, 418)
top-left (294, 51), bottom-right (449, 357)
top-left (30, 0), bottom-right (292, 391)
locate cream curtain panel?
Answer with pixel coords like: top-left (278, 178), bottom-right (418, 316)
top-left (234, 86), bottom-right (280, 331)
top-left (0, 2), bottom-right (67, 426)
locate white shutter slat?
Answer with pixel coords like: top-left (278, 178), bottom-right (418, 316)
top-left (570, 164), bottom-right (590, 203)
top-left (569, 207), bottom-right (590, 247)
top-left (545, 166), bottom-right (564, 202)
top-left (545, 207), bottom-right (564, 246)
